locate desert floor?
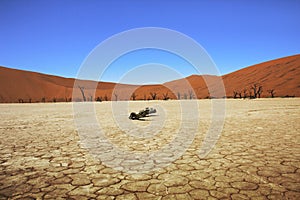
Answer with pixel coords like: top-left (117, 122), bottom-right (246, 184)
top-left (0, 99), bottom-right (299, 199)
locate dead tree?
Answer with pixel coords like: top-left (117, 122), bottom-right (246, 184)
top-left (233, 91), bottom-right (239, 99)
top-left (162, 92), bottom-right (169, 100)
top-left (96, 97), bottom-right (102, 102)
top-left (104, 94), bottom-right (108, 101)
top-left (233, 90), bottom-right (242, 99)
top-left (248, 89), bottom-right (254, 99)
top-left (183, 93), bottom-right (188, 99)
top-left (251, 83), bottom-right (263, 98)
top-left (114, 93), bottom-right (118, 101)
top-left (177, 92), bottom-right (181, 100)
top-left (188, 90), bottom-right (194, 99)
top-left (238, 92), bottom-right (242, 99)
top-left (65, 97), bottom-right (72, 102)
top-left (78, 86), bottom-right (86, 101)
top-left (251, 84), bottom-right (258, 98)
top-left (242, 89), bottom-right (248, 99)
top-left (267, 89), bottom-right (275, 98)
top-left (257, 85), bottom-right (263, 98)
top-left (150, 92), bottom-right (157, 100)
top-left (131, 93), bottom-right (137, 101)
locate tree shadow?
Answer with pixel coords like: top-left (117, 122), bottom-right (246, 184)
top-left (130, 115), bottom-right (158, 121)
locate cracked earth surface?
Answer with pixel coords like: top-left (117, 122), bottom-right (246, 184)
top-left (0, 99), bottom-right (299, 199)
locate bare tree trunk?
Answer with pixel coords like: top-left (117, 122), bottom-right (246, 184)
top-left (177, 92), bottom-right (181, 100)
top-left (251, 83), bottom-right (262, 99)
top-left (257, 86), bottom-right (263, 98)
top-left (238, 92), bottom-right (242, 99)
top-left (184, 93), bottom-right (187, 99)
top-left (233, 91), bottom-right (238, 99)
top-left (188, 90), bottom-right (194, 99)
top-left (267, 89), bottom-right (275, 98)
top-left (104, 94), bottom-right (108, 101)
top-left (131, 93), bottom-right (137, 100)
top-left (150, 92), bottom-right (157, 100)
top-left (78, 86), bottom-right (86, 101)
top-left (114, 93), bottom-right (118, 101)
top-left (243, 89), bottom-right (248, 99)
top-left (163, 92), bottom-right (169, 100)
top-left (248, 89), bottom-right (253, 99)
top-left (96, 97), bottom-right (102, 102)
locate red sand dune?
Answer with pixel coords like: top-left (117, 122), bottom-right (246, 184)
top-left (0, 54), bottom-right (299, 103)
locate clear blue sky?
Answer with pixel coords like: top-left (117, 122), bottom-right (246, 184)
top-left (0, 0), bottom-right (299, 84)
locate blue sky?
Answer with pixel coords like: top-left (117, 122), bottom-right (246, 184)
top-left (0, 0), bottom-right (299, 84)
